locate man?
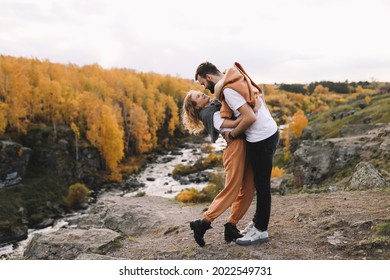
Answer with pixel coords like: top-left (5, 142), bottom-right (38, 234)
top-left (195, 62), bottom-right (280, 245)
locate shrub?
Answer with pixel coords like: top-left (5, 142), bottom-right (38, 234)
top-left (64, 183), bottom-right (90, 209)
top-left (272, 166), bottom-right (285, 178)
top-left (202, 151), bottom-right (223, 167)
top-left (176, 172), bottom-right (226, 203)
top-left (200, 143), bottom-right (214, 153)
top-left (135, 191), bottom-right (146, 197)
top-left (373, 222), bottom-right (390, 236)
top-left (200, 183), bottom-right (219, 201)
top-left (290, 109), bottom-right (309, 138)
top-left (172, 151), bottom-right (223, 177)
top-left (172, 163), bottom-right (198, 176)
top-left (176, 188), bottom-right (200, 203)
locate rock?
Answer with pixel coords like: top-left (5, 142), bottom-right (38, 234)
top-left (0, 224), bottom-right (28, 244)
top-left (179, 178), bottom-right (190, 185)
top-left (292, 137), bottom-right (369, 189)
top-left (78, 196), bottom-right (166, 236)
top-left (128, 181), bottom-right (142, 189)
top-left (292, 140), bottom-right (337, 188)
top-left (23, 228), bottom-right (121, 259)
top-left (327, 231), bottom-right (348, 247)
top-left (161, 156), bottom-right (175, 163)
top-left (301, 126), bottom-right (317, 140)
top-left (346, 162), bottom-right (386, 190)
top-left (279, 173), bottom-right (295, 193)
top-left (0, 140), bottom-right (32, 188)
top-left (188, 174), bottom-right (197, 182)
top-left (271, 177), bottom-right (286, 195)
top-left (35, 218), bottom-right (55, 229)
top-left (291, 123), bottom-right (390, 189)
top-left (380, 139), bottom-right (390, 152)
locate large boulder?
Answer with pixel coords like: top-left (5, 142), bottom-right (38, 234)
top-left (22, 195), bottom-right (180, 259)
top-left (291, 123), bottom-right (389, 189)
top-left (23, 228), bottom-right (121, 259)
top-left (346, 162), bottom-right (386, 190)
top-left (292, 140), bottom-right (362, 188)
top-left (0, 140), bottom-right (32, 188)
top-left (78, 195), bottom-right (166, 236)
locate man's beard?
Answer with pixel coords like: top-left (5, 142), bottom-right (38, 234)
top-left (206, 80), bottom-right (216, 93)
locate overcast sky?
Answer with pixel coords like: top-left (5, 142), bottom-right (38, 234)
top-left (1, 0), bottom-right (389, 83)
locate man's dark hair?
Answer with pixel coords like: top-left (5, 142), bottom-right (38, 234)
top-left (195, 62), bottom-right (221, 80)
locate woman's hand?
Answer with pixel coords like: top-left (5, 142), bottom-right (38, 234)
top-left (223, 131), bottom-right (232, 144)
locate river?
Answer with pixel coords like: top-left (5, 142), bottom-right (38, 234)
top-left (124, 136), bottom-right (226, 198)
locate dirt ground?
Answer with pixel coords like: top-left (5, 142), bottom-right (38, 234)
top-left (108, 188), bottom-right (390, 260)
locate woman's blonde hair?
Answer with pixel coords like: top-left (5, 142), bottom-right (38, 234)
top-left (182, 90), bottom-right (205, 135)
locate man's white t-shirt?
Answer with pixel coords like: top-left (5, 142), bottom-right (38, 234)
top-left (213, 111), bottom-right (231, 134)
top-left (223, 88), bottom-right (278, 143)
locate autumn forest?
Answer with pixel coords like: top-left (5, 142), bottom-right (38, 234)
top-left (0, 55), bottom-right (204, 180)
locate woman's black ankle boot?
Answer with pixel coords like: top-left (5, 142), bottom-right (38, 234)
top-left (190, 219), bottom-right (212, 247)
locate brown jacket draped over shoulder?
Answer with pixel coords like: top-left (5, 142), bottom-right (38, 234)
top-left (215, 62), bottom-right (262, 119)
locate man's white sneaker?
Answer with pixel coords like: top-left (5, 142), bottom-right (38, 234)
top-left (236, 227), bottom-right (269, 246)
top-left (240, 221), bottom-right (254, 235)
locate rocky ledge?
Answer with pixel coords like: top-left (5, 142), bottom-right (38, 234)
top-left (22, 195), bottom-right (171, 259)
top-left (291, 123), bottom-right (389, 191)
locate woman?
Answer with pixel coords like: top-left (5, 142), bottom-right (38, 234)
top-left (182, 90), bottom-right (260, 247)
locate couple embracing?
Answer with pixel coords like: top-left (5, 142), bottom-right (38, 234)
top-left (182, 62), bottom-right (279, 247)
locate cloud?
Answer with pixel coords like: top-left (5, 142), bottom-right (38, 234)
top-left (0, 0), bottom-right (389, 83)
